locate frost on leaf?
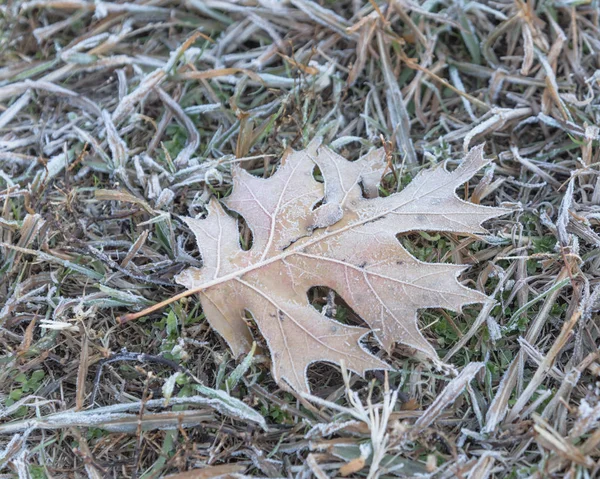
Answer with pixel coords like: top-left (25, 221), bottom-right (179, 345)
top-left (175, 139), bottom-right (507, 392)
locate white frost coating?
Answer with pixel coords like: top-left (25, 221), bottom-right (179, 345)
top-left (0, 393), bottom-right (266, 434)
top-left (155, 188), bottom-right (175, 209)
top-left (329, 136), bottom-right (364, 149)
top-left (415, 362), bottom-right (485, 430)
top-left (38, 153), bottom-right (70, 183)
top-left (486, 315), bottom-right (502, 341)
top-left (162, 372), bottom-right (182, 404)
top-left (102, 109), bottom-right (128, 171)
top-left (571, 398), bottom-right (600, 438)
top-left (305, 420), bottom-right (362, 438)
top-left (556, 178), bottom-right (574, 246)
top-left (0, 91), bottom-right (31, 130)
top-left (0, 430), bottom-right (31, 461)
top-left (579, 399), bottom-right (594, 418)
top-left (112, 69), bottom-right (166, 123)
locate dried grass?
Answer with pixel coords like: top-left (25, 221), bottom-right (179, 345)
top-left (1, 1), bottom-right (600, 477)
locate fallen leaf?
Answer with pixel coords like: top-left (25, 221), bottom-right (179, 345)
top-left (175, 139), bottom-right (508, 392)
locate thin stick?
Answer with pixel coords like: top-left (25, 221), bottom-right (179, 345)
top-left (118, 287), bottom-right (203, 323)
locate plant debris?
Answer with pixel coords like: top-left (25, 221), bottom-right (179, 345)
top-left (1, 1), bottom-right (600, 477)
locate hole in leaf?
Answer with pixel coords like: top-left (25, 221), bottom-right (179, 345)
top-left (236, 213), bottom-right (253, 251)
top-left (311, 199), bottom-right (324, 211)
top-left (305, 362), bottom-right (345, 397)
top-left (417, 307), bottom-right (474, 353)
top-left (378, 171), bottom-right (400, 196)
top-left (306, 286), bottom-right (365, 327)
top-left (242, 309), bottom-right (267, 348)
top-left (312, 164), bottom-right (324, 183)
top-left (358, 179), bottom-right (371, 199)
top-left (396, 232), bottom-right (454, 264)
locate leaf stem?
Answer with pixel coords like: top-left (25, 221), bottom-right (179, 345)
top-left (117, 287), bottom-right (202, 323)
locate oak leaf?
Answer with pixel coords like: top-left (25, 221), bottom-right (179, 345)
top-left (175, 139), bottom-right (507, 392)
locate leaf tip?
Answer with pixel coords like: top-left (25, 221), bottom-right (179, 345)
top-left (457, 143), bottom-right (489, 172)
top-left (306, 136), bottom-right (323, 155)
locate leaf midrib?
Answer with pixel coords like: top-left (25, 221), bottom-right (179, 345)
top-left (178, 178), bottom-right (487, 297)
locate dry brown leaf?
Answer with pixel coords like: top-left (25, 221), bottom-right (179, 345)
top-left (176, 139), bottom-right (508, 392)
top-left (339, 456), bottom-right (366, 476)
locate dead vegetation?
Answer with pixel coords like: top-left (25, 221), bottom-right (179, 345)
top-left (0, 0), bottom-right (599, 477)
